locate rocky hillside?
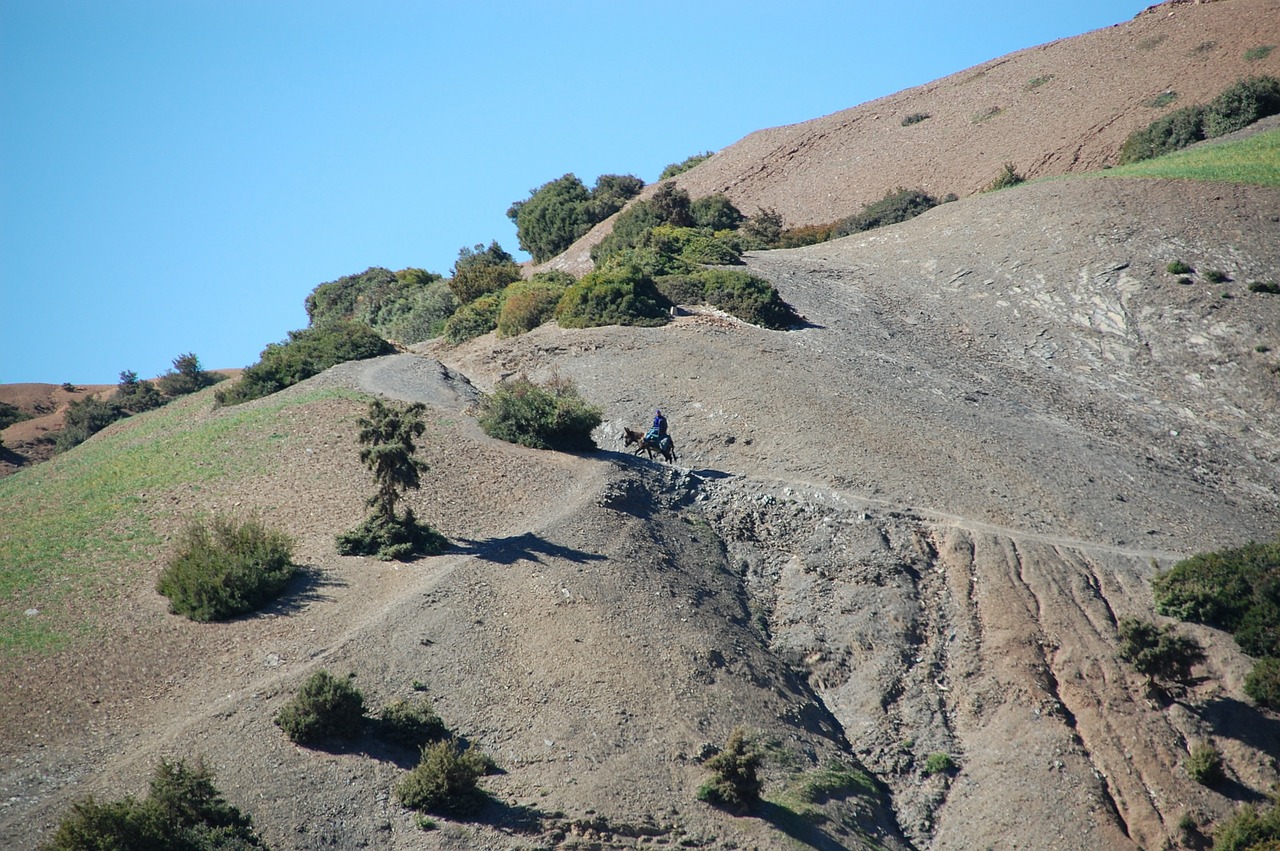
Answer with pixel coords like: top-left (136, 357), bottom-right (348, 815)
top-left (3, 2), bottom-right (1279, 849)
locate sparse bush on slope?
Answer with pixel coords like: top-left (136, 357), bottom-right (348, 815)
top-left (396, 738), bottom-right (490, 817)
top-left (477, 375), bottom-right (602, 451)
top-left (697, 728), bottom-right (763, 814)
top-left (40, 758), bottom-right (268, 850)
top-left (157, 515), bottom-right (296, 622)
top-left (275, 670), bottom-right (366, 745)
top-left (215, 321), bottom-right (395, 406)
top-left (835, 187), bottom-right (939, 235)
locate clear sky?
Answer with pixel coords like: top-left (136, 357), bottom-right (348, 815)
top-left (1, 1), bottom-right (1151, 385)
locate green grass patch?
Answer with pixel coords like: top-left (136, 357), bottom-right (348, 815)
top-left (1142, 91), bottom-right (1178, 109)
top-left (1103, 128), bottom-right (1280, 186)
top-left (1245, 45), bottom-right (1274, 62)
top-left (769, 758), bottom-right (877, 821)
top-left (0, 386), bottom-right (362, 655)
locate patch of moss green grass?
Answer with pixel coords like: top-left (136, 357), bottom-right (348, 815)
top-left (0, 385), bottom-right (362, 656)
top-left (769, 758), bottom-right (878, 822)
top-left (1103, 127), bottom-right (1280, 186)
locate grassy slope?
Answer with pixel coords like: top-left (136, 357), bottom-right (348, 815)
top-left (0, 385), bottom-right (362, 656)
top-left (1103, 126), bottom-right (1280, 185)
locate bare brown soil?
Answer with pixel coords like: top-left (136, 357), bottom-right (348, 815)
top-left (3, 3), bottom-right (1280, 849)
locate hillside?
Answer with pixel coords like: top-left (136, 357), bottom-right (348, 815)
top-left (542, 0), bottom-right (1280, 276)
top-left (4, 3), bottom-right (1280, 850)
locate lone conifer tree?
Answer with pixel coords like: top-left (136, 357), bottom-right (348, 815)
top-left (336, 399), bottom-right (446, 560)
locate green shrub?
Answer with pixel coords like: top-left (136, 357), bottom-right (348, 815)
top-left (1212, 798), bottom-right (1280, 851)
top-left (1143, 91), bottom-right (1178, 109)
top-left (653, 274), bottom-right (709, 306)
top-left (477, 375), bottom-right (602, 451)
top-left (901, 112), bottom-right (930, 126)
top-left (555, 265), bottom-right (670, 329)
top-left (113, 370), bottom-right (165, 413)
top-left (1167, 260), bottom-right (1195, 275)
top-left (1117, 617), bottom-right (1205, 686)
top-left (447, 242), bottom-right (522, 304)
top-left (1205, 269), bottom-right (1232, 284)
top-left (442, 292), bottom-right (501, 344)
top-left (1249, 281), bottom-right (1280, 294)
top-left (54, 396), bottom-right (127, 453)
top-left (386, 278), bottom-right (458, 344)
top-left (972, 105), bottom-right (1002, 123)
top-left (496, 275), bottom-right (571, 337)
top-left (660, 151), bottom-right (712, 180)
top-left (0, 400), bottom-right (29, 430)
top-left (1119, 104), bottom-right (1207, 163)
top-left (507, 174), bottom-right (644, 263)
top-left (1245, 658), bottom-right (1280, 709)
top-left (216, 321), bottom-right (394, 406)
top-left (396, 738), bottom-right (490, 816)
top-left (697, 269), bottom-right (802, 329)
top-left (1244, 45), bottom-right (1275, 62)
top-left (1153, 538), bottom-right (1280, 633)
top-left (156, 352), bottom-right (224, 397)
top-left (835, 187), bottom-right (938, 236)
top-left (690, 193), bottom-right (744, 231)
top-left (41, 758), bottom-right (267, 851)
top-left (379, 697), bottom-right (448, 750)
top-left (275, 670), bottom-right (366, 745)
top-left (922, 752), bottom-right (957, 776)
top-left (777, 221), bottom-right (839, 248)
top-left (1026, 75), bottom-right (1054, 90)
top-left (592, 183), bottom-right (695, 265)
top-left (982, 163), bottom-right (1025, 192)
top-left (738, 207), bottom-right (784, 249)
top-left (1186, 742), bottom-right (1225, 786)
top-left (696, 728), bottom-right (763, 815)
top-left (156, 515), bottom-right (296, 622)
top-left (1204, 76), bottom-right (1280, 138)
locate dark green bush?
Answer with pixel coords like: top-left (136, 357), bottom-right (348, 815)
top-left (660, 151), bottom-right (712, 180)
top-left (386, 278), bottom-right (458, 344)
top-left (1167, 260), bottom-right (1195, 275)
top-left (1244, 658), bottom-right (1280, 709)
top-left (396, 738), bottom-right (490, 817)
top-left (835, 187), bottom-right (939, 236)
top-left (1249, 281), bottom-right (1280, 294)
top-left (1203, 76), bottom-right (1280, 138)
top-left (1119, 105), bottom-right (1207, 163)
top-left (216, 321), bottom-right (394, 406)
top-left (0, 400), bottom-right (29, 430)
top-left (379, 697), bottom-right (448, 750)
top-left (739, 207), bottom-right (784, 249)
top-left (1212, 798), bottom-right (1280, 851)
top-left (697, 269), bottom-right (802, 329)
top-left (982, 163), bottom-right (1025, 193)
top-left (275, 670), bottom-right (366, 745)
top-left (156, 515), bottom-right (296, 622)
top-left (477, 375), bottom-right (602, 451)
top-left (921, 752), bottom-right (957, 776)
top-left (555, 265), bottom-right (670, 329)
top-left (40, 758), bottom-right (267, 851)
top-left (690, 193), bottom-right (744, 231)
top-left (1186, 742), bottom-right (1225, 786)
top-left (1117, 616), bottom-right (1205, 686)
top-left (306, 266), bottom-right (397, 327)
top-left (696, 728), bottom-right (763, 815)
top-left (113, 370), bottom-right (165, 414)
top-left (447, 242), bottom-right (522, 304)
top-left (496, 275), bottom-right (571, 337)
top-left (1245, 45), bottom-right (1275, 61)
top-left (54, 396), bottom-right (127, 453)
top-left (653, 274), bottom-right (709, 305)
top-left (901, 112), bottom-right (931, 126)
top-left (442, 292), bottom-right (501, 344)
top-left (336, 509), bottom-right (447, 561)
top-left (1153, 538), bottom-right (1279, 633)
top-left (156, 353), bottom-right (224, 398)
top-left (507, 174), bottom-right (644, 263)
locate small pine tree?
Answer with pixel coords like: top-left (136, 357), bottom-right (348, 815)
top-left (697, 728), bottom-right (763, 814)
top-left (1117, 616), bottom-right (1205, 692)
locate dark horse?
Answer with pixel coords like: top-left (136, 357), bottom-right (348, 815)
top-left (622, 427), bottom-right (678, 464)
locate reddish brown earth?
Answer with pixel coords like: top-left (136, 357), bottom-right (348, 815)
top-left (2, 2), bottom-right (1279, 849)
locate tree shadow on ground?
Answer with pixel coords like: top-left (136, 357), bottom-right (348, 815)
top-left (1198, 694), bottom-right (1280, 763)
top-left (253, 565), bottom-right (344, 618)
top-left (749, 801), bottom-right (849, 851)
top-left (450, 532), bottom-right (606, 566)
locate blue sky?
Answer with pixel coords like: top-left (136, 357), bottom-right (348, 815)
top-left (2, 1), bottom-right (1150, 385)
